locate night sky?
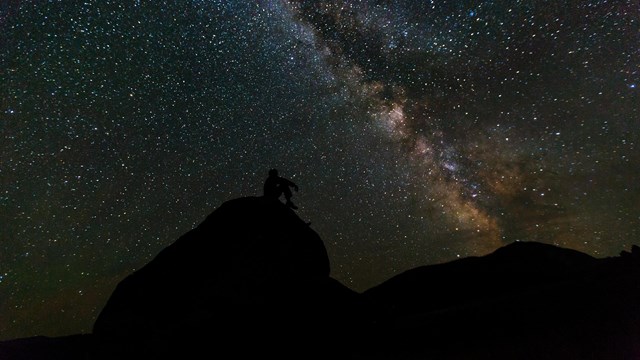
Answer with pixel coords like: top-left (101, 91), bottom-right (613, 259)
top-left (1, 0), bottom-right (638, 340)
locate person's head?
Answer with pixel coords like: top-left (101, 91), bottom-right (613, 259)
top-left (269, 169), bottom-right (278, 177)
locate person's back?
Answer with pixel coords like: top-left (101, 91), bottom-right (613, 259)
top-left (263, 171), bottom-right (281, 199)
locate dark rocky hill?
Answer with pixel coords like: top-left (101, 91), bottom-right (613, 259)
top-left (362, 241), bottom-right (599, 316)
top-left (362, 242), bottom-right (640, 359)
top-left (92, 196), bottom-right (363, 358)
top-left (1, 196), bottom-right (639, 359)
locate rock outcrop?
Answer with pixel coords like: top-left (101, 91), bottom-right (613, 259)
top-left (93, 196), bottom-right (360, 358)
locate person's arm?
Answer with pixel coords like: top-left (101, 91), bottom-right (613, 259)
top-left (286, 179), bottom-right (299, 191)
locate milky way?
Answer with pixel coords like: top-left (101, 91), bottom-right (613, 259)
top-left (1, 0), bottom-right (638, 339)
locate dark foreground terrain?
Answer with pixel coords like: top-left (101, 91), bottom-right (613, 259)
top-left (2, 197), bottom-right (639, 359)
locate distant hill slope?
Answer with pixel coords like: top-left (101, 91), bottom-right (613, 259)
top-left (363, 241), bottom-right (598, 315)
top-left (362, 241), bottom-right (640, 359)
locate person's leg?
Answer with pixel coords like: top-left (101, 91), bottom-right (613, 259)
top-left (282, 186), bottom-right (297, 209)
top-left (282, 186), bottom-right (292, 202)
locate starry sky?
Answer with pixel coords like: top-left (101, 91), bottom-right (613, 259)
top-left (1, 0), bottom-right (638, 340)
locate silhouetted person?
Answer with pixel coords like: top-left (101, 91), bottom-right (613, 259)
top-left (264, 169), bottom-right (299, 209)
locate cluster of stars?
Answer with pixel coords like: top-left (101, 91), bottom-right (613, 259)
top-left (1, 0), bottom-right (638, 341)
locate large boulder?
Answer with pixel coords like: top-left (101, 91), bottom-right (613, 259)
top-left (93, 196), bottom-right (360, 356)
